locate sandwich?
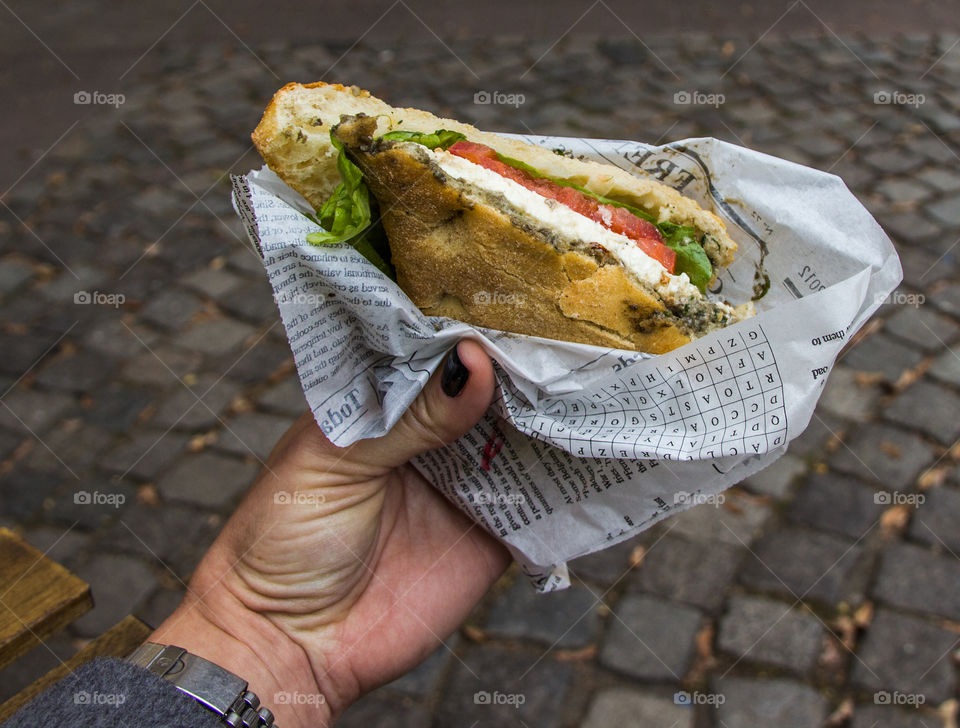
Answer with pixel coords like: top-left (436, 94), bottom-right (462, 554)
top-left (251, 82), bottom-right (754, 354)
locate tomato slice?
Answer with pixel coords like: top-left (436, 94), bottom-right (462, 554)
top-left (448, 141), bottom-right (676, 272)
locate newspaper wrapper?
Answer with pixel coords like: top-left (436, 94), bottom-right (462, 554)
top-left (231, 134), bottom-right (901, 592)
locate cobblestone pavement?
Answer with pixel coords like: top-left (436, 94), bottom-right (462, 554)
top-left (1, 32), bottom-right (959, 728)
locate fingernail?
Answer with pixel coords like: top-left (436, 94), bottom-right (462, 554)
top-left (441, 344), bottom-right (469, 398)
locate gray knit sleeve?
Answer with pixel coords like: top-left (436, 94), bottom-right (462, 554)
top-left (2, 656), bottom-right (223, 728)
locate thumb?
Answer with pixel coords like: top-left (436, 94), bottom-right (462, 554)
top-left (350, 339), bottom-right (496, 470)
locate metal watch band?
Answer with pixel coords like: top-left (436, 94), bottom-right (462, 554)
top-left (127, 642), bottom-right (278, 728)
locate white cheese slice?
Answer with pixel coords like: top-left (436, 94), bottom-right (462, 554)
top-left (430, 148), bottom-right (703, 305)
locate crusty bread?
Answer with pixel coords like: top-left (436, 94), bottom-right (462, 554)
top-left (252, 82), bottom-right (736, 268)
top-left (251, 82), bottom-right (747, 353)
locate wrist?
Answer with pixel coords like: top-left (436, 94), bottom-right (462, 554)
top-left (149, 591), bottom-right (332, 728)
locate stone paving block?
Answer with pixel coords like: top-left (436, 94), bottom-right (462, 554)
top-left (663, 491), bottom-right (770, 547)
top-left (214, 411), bottom-right (296, 461)
top-left (21, 422), bottom-right (112, 475)
top-left (0, 387), bottom-right (73, 433)
top-left (180, 266), bottom-right (245, 299)
top-left (851, 608), bottom-right (956, 704)
top-left (739, 527), bottom-right (865, 605)
top-left (385, 637), bottom-right (458, 698)
top-left (741, 453), bottom-right (807, 499)
top-left (0, 330), bottom-right (63, 377)
top-left (580, 688), bottom-right (692, 728)
top-left (787, 411), bottom-right (844, 457)
top-left (81, 383), bottom-right (154, 434)
top-left (45, 480), bottom-right (136, 529)
top-left (177, 319), bottom-right (257, 357)
top-left (138, 288), bottom-right (204, 330)
top-left (717, 595), bottom-right (824, 674)
top-left (216, 281), bottom-right (278, 323)
top-left (872, 542), bottom-right (960, 621)
top-left (217, 339), bottom-right (291, 385)
top-left (787, 472), bottom-right (885, 539)
top-left (0, 428), bottom-right (24, 461)
top-left (0, 257), bottom-right (35, 294)
top-left (337, 691), bottom-right (431, 728)
top-left (150, 373), bottom-right (241, 431)
top-left (0, 467), bottom-right (63, 520)
top-left (877, 211), bottom-right (941, 245)
top-left (908, 485), bottom-right (960, 552)
top-left (713, 677), bottom-right (826, 728)
top-left (917, 167), bottom-right (960, 193)
top-left (24, 524), bottom-right (92, 570)
top-left (864, 149), bottom-right (923, 175)
top-left (629, 535), bottom-right (742, 613)
top-left (120, 345), bottom-right (203, 386)
top-left (851, 704), bottom-right (937, 728)
top-left (84, 317), bottom-right (161, 359)
top-left (0, 633), bottom-right (76, 704)
top-left (33, 349), bottom-right (117, 392)
top-left (98, 502), bottom-right (214, 566)
top-left (156, 451), bottom-right (258, 508)
top-left (817, 366), bottom-right (883, 419)
top-left (885, 380), bottom-right (960, 444)
top-left (884, 304), bottom-right (960, 351)
top-left (828, 423), bottom-right (935, 490)
top-left (568, 534), bottom-right (647, 587)
top-left (71, 553), bottom-right (157, 637)
top-left (875, 178), bottom-right (931, 203)
top-left (257, 376), bottom-right (308, 416)
top-left (484, 578), bottom-right (601, 649)
top-left (897, 246), bottom-right (954, 288)
top-left (599, 594), bottom-right (701, 681)
top-left (433, 645), bottom-right (572, 728)
top-left (839, 335), bottom-right (924, 383)
top-left (100, 429), bottom-right (190, 481)
top-left (928, 345), bottom-right (960, 386)
top-left (930, 281), bottom-right (960, 318)
top-left (926, 193), bottom-right (960, 226)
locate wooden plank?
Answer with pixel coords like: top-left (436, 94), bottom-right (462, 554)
top-left (0, 614), bottom-right (151, 722)
top-left (0, 528), bottom-right (92, 670)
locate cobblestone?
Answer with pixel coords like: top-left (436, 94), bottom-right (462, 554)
top-left (850, 705), bottom-right (934, 728)
top-left (816, 366), bottom-right (881, 420)
top-left (156, 452), bottom-right (258, 508)
top-left (908, 485), bottom-right (960, 552)
top-left (580, 689), bottom-right (692, 728)
top-left (787, 472), bottom-right (885, 539)
top-left (100, 430), bottom-right (190, 481)
top-left (213, 411), bottom-right (293, 461)
top-left (149, 373), bottom-right (241, 431)
top-left (713, 677), bottom-right (826, 728)
top-left (741, 453), bottom-right (807, 499)
top-left (256, 376), bottom-right (308, 416)
top-left (839, 335), bottom-right (925, 383)
top-left (851, 608), bottom-right (956, 704)
top-left (828, 423), bottom-right (935, 490)
top-left (629, 535), bottom-right (742, 613)
top-left (872, 541), bottom-right (960, 620)
top-left (71, 553), bottom-right (156, 637)
top-left (717, 595), bottom-right (824, 674)
top-left (662, 490), bottom-right (770, 546)
top-left (927, 344), bottom-right (960, 385)
top-left (483, 578), bottom-right (601, 648)
top-left (739, 527), bottom-right (866, 605)
top-left (884, 304), bottom-right (960, 350)
top-left (599, 594), bottom-right (701, 681)
top-left (885, 380), bottom-right (960, 444)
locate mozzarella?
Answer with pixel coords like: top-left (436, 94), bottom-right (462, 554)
top-left (430, 149), bottom-right (703, 305)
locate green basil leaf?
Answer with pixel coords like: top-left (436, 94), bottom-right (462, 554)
top-left (660, 222), bottom-right (713, 292)
top-left (379, 129), bottom-right (466, 150)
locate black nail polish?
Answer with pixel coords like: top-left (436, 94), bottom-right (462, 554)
top-left (441, 344), bottom-right (469, 397)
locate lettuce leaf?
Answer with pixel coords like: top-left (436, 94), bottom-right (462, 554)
top-left (378, 129), bottom-right (466, 150)
top-left (305, 131), bottom-right (394, 278)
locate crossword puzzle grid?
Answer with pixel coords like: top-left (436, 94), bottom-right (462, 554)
top-left (507, 324), bottom-right (788, 461)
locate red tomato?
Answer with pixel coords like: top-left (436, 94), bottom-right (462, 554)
top-left (448, 141), bottom-right (676, 273)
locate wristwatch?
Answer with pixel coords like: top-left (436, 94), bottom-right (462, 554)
top-left (126, 642), bottom-right (278, 727)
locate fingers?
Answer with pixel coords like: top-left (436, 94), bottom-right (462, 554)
top-left (348, 339), bottom-right (496, 471)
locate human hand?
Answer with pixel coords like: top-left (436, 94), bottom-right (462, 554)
top-left (150, 340), bottom-right (510, 727)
